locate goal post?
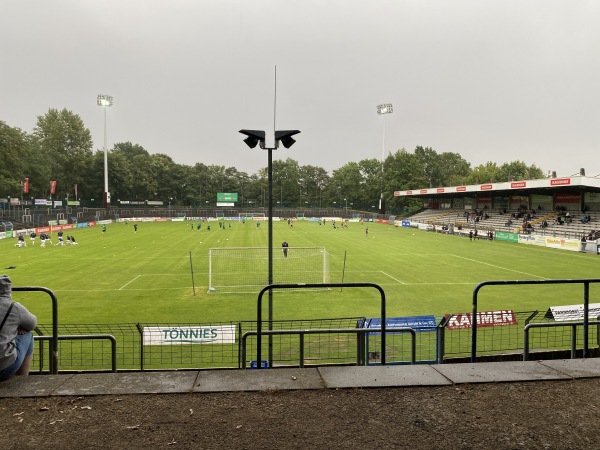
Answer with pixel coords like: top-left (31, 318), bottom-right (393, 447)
top-left (208, 247), bottom-right (329, 293)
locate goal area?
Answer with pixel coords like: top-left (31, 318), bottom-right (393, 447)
top-left (208, 247), bottom-right (329, 293)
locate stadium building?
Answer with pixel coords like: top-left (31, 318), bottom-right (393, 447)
top-left (396, 173), bottom-right (600, 251)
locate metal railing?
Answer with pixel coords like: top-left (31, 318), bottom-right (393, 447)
top-left (35, 334), bottom-right (117, 372)
top-left (241, 327), bottom-right (416, 369)
top-left (13, 286), bottom-right (59, 374)
top-left (523, 320), bottom-right (600, 361)
top-left (256, 283), bottom-right (387, 367)
top-left (471, 279), bottom-right (600, 362)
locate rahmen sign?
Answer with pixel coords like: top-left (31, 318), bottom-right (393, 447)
top-left (143, 325), bottom-right (236, 345)
top-left (445, 310), bottom-right (517, 330)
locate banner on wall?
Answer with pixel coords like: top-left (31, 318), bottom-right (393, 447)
top-left (545, 237), bottom-right (580, 252)
top-left (554, 194), bottom-right (580, 204)
top-left (518, 234), bottom-right (546, 246)
top-left (509, 196), bottom-right (528, 206)
top-left (445, 310), bottom-right (517, 330)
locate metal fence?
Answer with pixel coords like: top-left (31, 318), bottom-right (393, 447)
top-left (32, 311), bottom-right (600, 373)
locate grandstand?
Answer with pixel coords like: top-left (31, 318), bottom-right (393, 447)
top-left (398, 174), bottom-right (600, 242)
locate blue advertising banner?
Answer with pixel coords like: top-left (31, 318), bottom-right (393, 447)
top-left (363, 315), bottom-right (437, 332)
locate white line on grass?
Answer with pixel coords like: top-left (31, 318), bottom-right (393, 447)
top-left (449, 254), bottom-right (549, 280)
top-left (380, 271), bottom-right (406, 284)
top-left (119, 275), bottom-right (141, 290)
top-left (57, 287), bottom-right (191, 292)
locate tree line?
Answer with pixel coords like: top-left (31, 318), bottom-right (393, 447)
top-left (0, 108), bottom-right (545, 213)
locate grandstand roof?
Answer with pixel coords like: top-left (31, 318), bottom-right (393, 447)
top-left (394, 176), bottom-right (600, 198)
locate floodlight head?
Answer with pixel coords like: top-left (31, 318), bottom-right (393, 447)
top-left (275, 130), bottom-right (301, 149)
top-left (377, 103), bottom-right (393, 115)
top-left (97, 94), bottom-right (113, 107)
top-left (239, 129), bottom-right (266, 149)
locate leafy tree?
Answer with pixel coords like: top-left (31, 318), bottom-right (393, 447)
top-left (499, 161), bottom-right (545, 181)
top-left (437, 152), bottom-right (471, 186)
top-left (466, 162), bottom-right (501, 184)
top-left (0, 122), bottom-right (29, 197)
top-left (32, 109), bottom-right (94, 199)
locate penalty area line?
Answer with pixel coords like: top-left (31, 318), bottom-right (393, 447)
top-left (380, 271), bottom-right (405, 285)
top-left (119, 275), bottom-right (141, 290)
top-left (449, 254), bottom-right (549, 280)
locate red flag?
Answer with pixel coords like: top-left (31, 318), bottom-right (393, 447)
top-left (74, 184), bottom-right (78, 200)
top-left (24, 178), bottom-right (29, 194)
top-left (50, 180), bottom-right (57, 195)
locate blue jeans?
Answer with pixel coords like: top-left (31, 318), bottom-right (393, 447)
top-left (0, 332), bottom-right (34, 381)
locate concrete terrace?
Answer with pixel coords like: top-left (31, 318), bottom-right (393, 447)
top-left (3, 358), bottom-right (600, 398)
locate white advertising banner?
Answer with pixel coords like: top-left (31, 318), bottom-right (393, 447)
top-left (548, 304), bottom-right (600, 322)
top-left (545, 237), bottom-right (580, 252)
top-left (143, 325), bottom-right (236, 345)
top-left (518, 234), bottom-right (546, 246)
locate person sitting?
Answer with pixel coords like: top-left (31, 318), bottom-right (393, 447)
top-left (0, 275), bottom-right (37, 381)
top-left (71, 236), bottom-right (78, 245)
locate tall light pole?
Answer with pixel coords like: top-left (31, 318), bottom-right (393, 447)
top-left (97, 94), bottom-right (113, 209)
top-left (376, 103), bottom-right (393, 214)
top-left (239, 128), bottom-right (300, 367)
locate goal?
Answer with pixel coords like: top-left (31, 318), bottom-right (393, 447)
top-left (208, 247), bottom-right (329, 293)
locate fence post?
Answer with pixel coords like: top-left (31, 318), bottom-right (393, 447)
top-left (135, 323), bottom-right (144, 371)
top-left (437, 316), bottom-right (448, 364)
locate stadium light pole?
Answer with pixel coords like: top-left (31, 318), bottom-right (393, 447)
top-left (377, 103), bottom-right (393, 215)
top-left (239, 128), bottom-right (300, 367)
top-left (97, 95), bottom-right (113, 209)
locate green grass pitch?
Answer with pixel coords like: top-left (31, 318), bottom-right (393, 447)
top-left (1, 220), bottom-right (599, 326)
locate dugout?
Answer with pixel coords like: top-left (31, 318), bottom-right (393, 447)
top-left (362, 315), bottom-right (438, 365)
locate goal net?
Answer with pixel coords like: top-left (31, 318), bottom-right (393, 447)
top-left (208, 247), bottom-right (329, 294)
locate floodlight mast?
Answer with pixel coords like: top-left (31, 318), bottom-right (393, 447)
top-left (97, 95), bottom-right (113, 209)
top-left (239, 128), bottom-right (300, 367)
top-left (376, 103), bottom-right (393, 214)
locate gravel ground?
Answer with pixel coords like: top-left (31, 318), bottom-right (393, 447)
top-left (2, 378), bottom-right (600, 449)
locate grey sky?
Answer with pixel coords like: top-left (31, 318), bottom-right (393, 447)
top-left (1, 1), bottom-right (599, 180)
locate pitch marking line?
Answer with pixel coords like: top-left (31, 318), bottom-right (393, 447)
top-left (449, 255), bottom-right (549, 280)
top-left (380, 271), bottom-right (406, 285)
top-left (119, 275), bottom-right (141, 290)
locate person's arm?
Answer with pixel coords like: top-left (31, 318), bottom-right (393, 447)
top-left (16, 303), bottom-right (37, 331)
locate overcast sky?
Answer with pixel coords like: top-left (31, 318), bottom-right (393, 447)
top-left (1, 1), bottom-right (599, 180)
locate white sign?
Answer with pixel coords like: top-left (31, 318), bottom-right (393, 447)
top-left (548, 303), bottom-right (600, 322)
top-left (143, 325), bottom-right (236, 345)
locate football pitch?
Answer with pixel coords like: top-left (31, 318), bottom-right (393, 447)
top-left (1, 219), bottom-right (599, 326)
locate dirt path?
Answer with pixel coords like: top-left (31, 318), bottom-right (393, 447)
top-left (2, 378), bottom-right (599, 449)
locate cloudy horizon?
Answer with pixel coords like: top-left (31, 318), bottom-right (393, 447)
top-left (1, 0), bottom-right (599, 180)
